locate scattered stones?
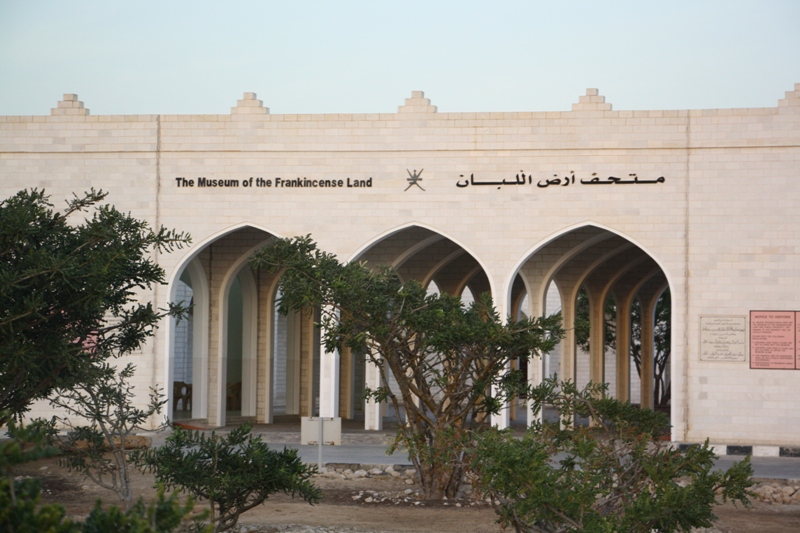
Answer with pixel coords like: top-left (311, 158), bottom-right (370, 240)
top-left (239, 526), bottom-right (405, 533)
top-left (752, 481), bottom-right (800, 505)
top-left (312, 464), bottom-right (419, 482)
top-left (309, 464), bottom-right (490, 509)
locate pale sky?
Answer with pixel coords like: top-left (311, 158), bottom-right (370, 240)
top-left (1, 1), bottom-right (798, 116)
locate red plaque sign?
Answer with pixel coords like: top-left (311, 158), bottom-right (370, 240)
top-left (750, 311), bottom-right (796, 369)
top-left (796, 313), bottom-right (800, 369)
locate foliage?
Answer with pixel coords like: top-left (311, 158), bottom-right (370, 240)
top-left (0, 476), bottom-right (78, 533)
top-left (47, 363), bottom-right (167, 510)
top-left (575, 287), bottom-right (672, 407)
top-left (471, 378), bottom-right (753, 533)
top-left (80, 487), bottom-right (210, 533)
top-left (133, 424), bottom-right (320, 533)
top-left (249, 235), bottom-right (564, 499)
top-left (0, 414), bottom-right (204, 533)
top-left (1, 481), bottom-right (206, 533)
top-left (0, 413), bottom-right (61, 515)
top-left (0, 188), bottom-right (190, 424)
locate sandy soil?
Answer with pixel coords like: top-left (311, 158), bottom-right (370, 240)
top-left (15, 457), bottom-right (800, 532)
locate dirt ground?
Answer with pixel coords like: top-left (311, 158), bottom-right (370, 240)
top-left (15, 456), bottom-right (800, 532)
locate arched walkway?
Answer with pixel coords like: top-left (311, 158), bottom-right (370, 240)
top-left (350, 225), bottom-right (492, 430)
top-left (166, 223), bottom-right (672, 433)
top-left (168, 225), bottom-right (283, 427)
top-left (511, 224), bottom-right (672, 427)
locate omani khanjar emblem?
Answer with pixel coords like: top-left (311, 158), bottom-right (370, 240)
top-left (405, 169), bottom-right (425, 191)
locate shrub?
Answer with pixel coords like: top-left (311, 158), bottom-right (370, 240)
top-left (471, 378), bottom-right (753, 533)
top-left (133, 424), bottom-right (320, 532)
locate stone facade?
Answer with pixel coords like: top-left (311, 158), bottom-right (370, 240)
top-left (2, 85), bottom-right (799, 448)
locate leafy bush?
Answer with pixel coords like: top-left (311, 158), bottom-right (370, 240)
top-left (0, 476), bottom-right (77, 533)
top-left (0, 189), bottom-right (189, 424)
top-left (0, 414), bottom-right (205, 533)
top-left (133, 424), bottom-right (320, 532)
top-left (49, 362), bottom-right (166, 510)
top-left (81, 487), bottom-right (209, 533)
top-left (471, 378), bottom-right (753, 533)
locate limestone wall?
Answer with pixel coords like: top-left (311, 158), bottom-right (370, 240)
top-left (2, 86), bottom-right (799, 445)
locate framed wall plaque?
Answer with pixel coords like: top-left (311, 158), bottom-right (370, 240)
top-left (699, 315), bottom-right (747, 362)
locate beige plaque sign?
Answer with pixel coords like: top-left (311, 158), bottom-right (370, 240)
top-left (699, 315), bottom-right (747, 362)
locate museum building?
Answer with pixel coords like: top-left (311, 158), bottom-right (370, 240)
top-left (2, 85), bottom-right (799, 452)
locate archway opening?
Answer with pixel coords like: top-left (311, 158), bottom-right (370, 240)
top-left (514, 224), bottom-right (672, 427)
top-left (350, 225), bottom-right (490, 430)
top-left (167, 225), bottom-right (276, 428)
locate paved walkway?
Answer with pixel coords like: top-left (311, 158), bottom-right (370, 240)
top-left (144, 419), bottom-right (800, 481)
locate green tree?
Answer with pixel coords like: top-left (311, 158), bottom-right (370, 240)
top-left (249, 236), bottom-right (563, 499)
top-left (0, 414), bottom-right (206, 533)
top-left (471, 378), bottom-right (752, 533)
top-left (48, 363), bottom-right (167, 511)
top-left (134, 424), bottom-right (320, 533)
top-left (0, 189), bottom-right (190, 423)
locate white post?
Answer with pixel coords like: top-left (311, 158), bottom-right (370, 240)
top-left (318, 345), bottom-right (340, 418)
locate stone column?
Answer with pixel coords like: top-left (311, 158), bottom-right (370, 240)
top-left (587, 288), bottom-right (606, 391)
top-left (615, 296), bottom-right (632, 402)
top-left (339, 346), bottom-right (354, 419)
top-left (364, 353), bottom-right (383, 430)
top-left (525, 284), bottom-right (546, 427)
top-left (490, 291), bottom-right (511, 429)
top-left (318, 307), bottom-right (340, 418)
top-left (640, 296), bottom-right (656, 410)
